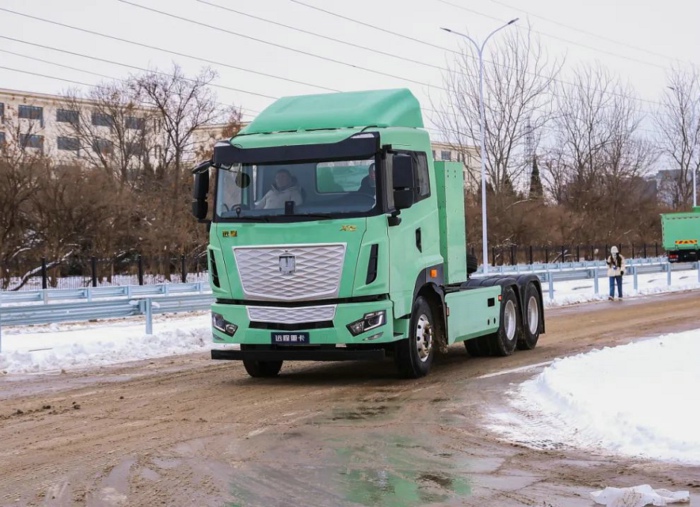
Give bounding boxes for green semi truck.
[661,207,700,262]
[191,89,544,378]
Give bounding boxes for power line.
[485,0,688,65]
[117,0,447,92]
[0,51,259,120]
[0,48,120,82]
[290,0,667,108]
[0,6,335,97]
[0,36,270,116]
[197,0,446,73]
[435,0,667,70]
[0,65,99,88]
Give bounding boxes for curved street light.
[441,18,519,274]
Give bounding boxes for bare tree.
[654,66,700,209]
[59,82,154,187]
[435,24,563,193]
[543,63,658,243]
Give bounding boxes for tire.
[517,283,541,351]
[395,296,435,378]
[242,358,283,378]
[467,253,478,275]
[486,286,521,357]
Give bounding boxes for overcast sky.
[1,0,699,137]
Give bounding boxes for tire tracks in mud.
[0,290,699,506]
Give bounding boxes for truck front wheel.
[242,358,283,378]
[395,296,435,378]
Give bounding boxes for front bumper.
[210,299,397,346]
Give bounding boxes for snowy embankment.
[489,328,700,465]
[0,315,211,374]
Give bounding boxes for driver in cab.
[255,169,303,209]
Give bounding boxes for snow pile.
[490,329,700,464]
[0,315,211,374]
[590,485,689,506]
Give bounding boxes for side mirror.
[191,168,210,221]
[392,154,417,211]
[394,189,414,210]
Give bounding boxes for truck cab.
[192,89,544,378]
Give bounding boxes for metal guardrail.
[1,263,698,353]
[0,281,209,305]
[0,283,214,354]
[474,257,668,275]
[472,261,699,301]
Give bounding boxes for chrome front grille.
[247,305,337,324]
[233,243,346,301]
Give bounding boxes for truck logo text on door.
[279,254,296,275]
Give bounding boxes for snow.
[489,328,700,465]
[0,314,211,374]
[2,266,700,471]
[590,485,689,507]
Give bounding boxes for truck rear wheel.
[242,358,283,378]
[395,296,435,378]
[486,286,521,357]
[517,283,541,351]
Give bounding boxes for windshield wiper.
[225,215,271,222]
[292,213,336,219]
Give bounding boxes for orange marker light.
[430,269,437,278]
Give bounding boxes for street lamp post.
[441,19,518,274]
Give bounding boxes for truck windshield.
[215,157,378,221]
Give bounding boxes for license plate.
[271,332,309,345]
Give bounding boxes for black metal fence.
[469,243,665,266]
[1,253,209,291]
[2,243,667,291]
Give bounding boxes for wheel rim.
[415,313,433,362]
[527,296,539,335]
[504,300,517,341]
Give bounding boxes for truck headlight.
[212,312,238,336]
[347,310,386,336]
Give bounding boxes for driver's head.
[368,163,376,183]
[275,169,293,190]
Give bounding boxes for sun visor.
[213,132,380,166]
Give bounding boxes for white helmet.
[610,246,619,254]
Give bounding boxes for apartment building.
[431,141,481,189]
[1,88,480,181]
[0,87,153,163]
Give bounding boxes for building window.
[125,116,145,130]
[92,112,114,127]
[440,150,452,162]
[431,149,436,160]
[92,138,113,154]
[18,105,44,122]
[20,134,44,150]
[0,102,4,121]
[57,136,80,151]
[56,109,79,124]
[0,131,5,147]
[127,141,144,157]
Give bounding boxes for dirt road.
[1,291,699,506]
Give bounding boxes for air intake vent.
[366,244,379,284]
[209,250,220,288]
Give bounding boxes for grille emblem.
[279,253,296,275]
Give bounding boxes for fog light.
[212,312,238,336]
[347,310,386,336]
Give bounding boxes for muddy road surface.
[1,291,699,506]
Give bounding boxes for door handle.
[415,228,422,252]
